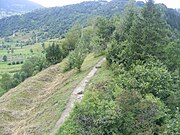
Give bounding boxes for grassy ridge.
[0,53,103,135]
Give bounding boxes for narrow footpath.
[50,58,106,135]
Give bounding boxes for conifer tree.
[129,0,168,60]
[46,42,62,64]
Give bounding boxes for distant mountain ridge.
[0,0,43,19]
[0,0,43,12]
[176,8,180,13]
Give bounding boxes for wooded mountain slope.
[0,0,132,38]
[0,0,180,39]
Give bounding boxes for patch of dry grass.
[0,53,102,135]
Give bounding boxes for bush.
[12,61,16,65]
[2,55,7,62]
[66,47,86,72]
[0,73,17,90]
[16,61,20,64]
[106,40,132,68]
[113,60,179,111]
[115,90,167,135]
[58,89,168,135]
[58,91,116,135]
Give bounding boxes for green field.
[0,42,50,74]
[0,62,22,74]
[0,33,53,96]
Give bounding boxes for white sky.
[29,0,180,8]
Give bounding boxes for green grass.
[0,62,22,74]
[56,60,113,135]
[0,53,103,135]
[0,32,51,95]
[0,43,45,55]
[0,41,50,75]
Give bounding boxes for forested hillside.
[164,6,180,31]
[0,0,43,12]
[0,0,129,38]
[177,9,180,13]
[0,0,43,19]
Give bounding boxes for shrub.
[2,55,7,62]
[67,48,86,72]
[16,61,20,64]
[115,90,167,135]
[12,61,16,65]
[113,60,179,111]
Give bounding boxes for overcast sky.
[29,0,180,8]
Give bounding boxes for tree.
[21,60,35,78]
[62,25,81,54]
[95,17,115,50]
[164,40,180,71]
[2,55,7,62]
[20,56,46,79]
[68,46,86,72]
[107,0,169,68]
[46,42,63,64]
[80,26,95,53]
[30,49,33,54]
[129,0,168,61]
[113,0,136,42]
[0,73,14,90]
[11,48,14,54]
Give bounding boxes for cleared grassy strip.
[0,43,45,55]
[0,62,22,73]
[0,53,103,135]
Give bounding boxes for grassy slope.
[56,61,113,135]
[0,42,47,96]
[0,53,103,135]
[0,30,66,77]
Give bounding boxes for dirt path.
[49,58,106,135]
